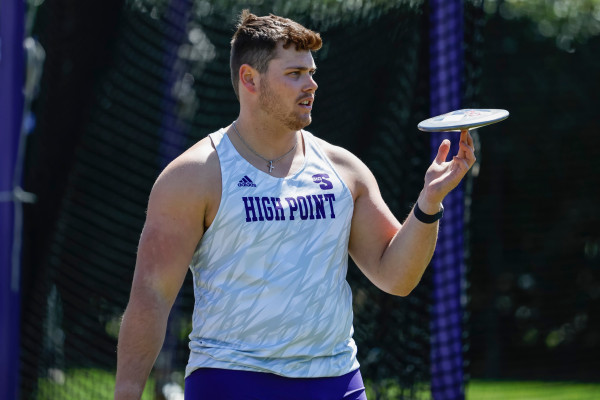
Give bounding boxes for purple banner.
[0,0,25,399]
[154,0,193,396]
[429,1,465,399]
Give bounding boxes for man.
[114,10,475,400]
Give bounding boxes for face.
[258,43,318,130]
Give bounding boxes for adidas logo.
[237,175,257,187]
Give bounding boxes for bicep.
[130,168,207,308]
[318,139,402,285]
[347,165,401,282]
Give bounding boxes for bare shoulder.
[311,136,373,199]
[149,136,221,227]
[154,136,218,193]
[131,136,220,303]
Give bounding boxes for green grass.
[37,369,155,400]
[35,369,600,399]
[466,380,600,400]
[364,380,600,400]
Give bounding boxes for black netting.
[19,1,482,399]
[468,5,600,388]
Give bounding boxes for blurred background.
[1,0,599,399]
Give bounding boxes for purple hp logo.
[312,174,333,190]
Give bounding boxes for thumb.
[435,139,451,164]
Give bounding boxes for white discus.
[418,109,509,132]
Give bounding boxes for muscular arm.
[114,139,218,399]
[347,170,439,296]
[324,130,475,296]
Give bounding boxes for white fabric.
[186,128,358,378]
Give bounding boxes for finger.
[459,130,474,157]
[466,130,474,148]
[460,129,468,145]
[460,129,474,147]
[435,139,451,164]
[458,141,476,165]
[452,155,470,171]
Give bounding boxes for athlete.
[114,10,476,400]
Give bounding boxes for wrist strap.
[414,202,444,224]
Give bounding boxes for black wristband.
[413,202,444,224]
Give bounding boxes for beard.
[258,78,312,131]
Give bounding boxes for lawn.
[36,369,155,400]
[365,379,600,399]
[466,380,600,400]
[35,369,600,399]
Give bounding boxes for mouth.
[298,97,314,110]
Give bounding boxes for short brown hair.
[230,10,322,99]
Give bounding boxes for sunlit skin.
[257,47,318,131]
[234,43,318,164]
[114,37,477,400]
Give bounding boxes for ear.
[239,64,258,95]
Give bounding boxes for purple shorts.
[184,368,367,400]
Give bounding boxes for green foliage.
[483,0,600,50]
[125,0,424,29]
[469,4,600,381]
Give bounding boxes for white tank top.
[185,128,359,378]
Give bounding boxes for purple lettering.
[285,197,298,220]
[312,173,333,190]
[306,195,315,220]
[262,197,274,221]
[242,197,258,222]
[312,194,325,219]
[246,194,334,222]
[254,197,265,221]
[297,196,309,220]
[323,193,336,218]
[271,197,285,221]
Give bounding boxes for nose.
[304,75,318,93]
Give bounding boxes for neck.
[234,113,299,159]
